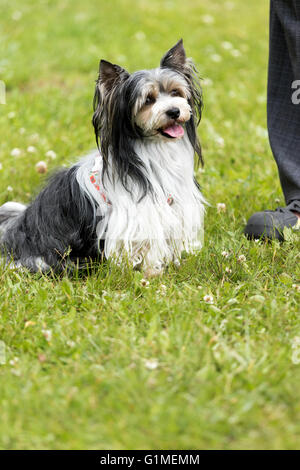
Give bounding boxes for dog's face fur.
[92,39,202,194]
[133,67,192,140]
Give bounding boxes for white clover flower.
[140,278,150,288]
[156,284,167,296]
[225,267,232,274]
[221,41,233,50]
[201,14,215,24]
[7,186,13,192]
[216,136,225,147]
[257,94,266,104]
[291,336,300,348]
[217,203,226,213]
[145,359,158,370]
[211,54,222,63]
[231,49,241,58]
[135,31,146,41]
[157,290,166,296]
[45,150,57,159]
[30,133,40,143]
[27,146,36,153]
[35,161,48,174]
[292,351,300,364]
[10,148,21,157]
[9,357,19,366]
[291,337,300,364]
[8,111,16,119]
[202,78,213,87]
[42,329,52,342]
[203,294,214,304]
[12,11,22,21]
[116,54,127,63]
[255,126,268,139]
[19,127,26,135]
[221,250,230,258]
[237,254,246,263]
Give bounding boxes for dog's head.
[93,40,202,192]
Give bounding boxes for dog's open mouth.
[159,123,184,139]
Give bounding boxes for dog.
[0,39,205,277]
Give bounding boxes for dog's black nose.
[166,107,180,119]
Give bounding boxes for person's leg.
[268,0,300,205]
[245,0,300,240]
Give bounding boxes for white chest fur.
[76,136,205,275]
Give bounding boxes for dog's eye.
[170,89,182,97]
[145,95,156,105]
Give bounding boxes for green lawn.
[0,0,300,450]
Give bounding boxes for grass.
[0,0,300,450]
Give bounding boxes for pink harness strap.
[89,156,173,206]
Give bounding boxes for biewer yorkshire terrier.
[0,39,205,277]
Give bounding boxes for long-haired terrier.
[0,39,205,277]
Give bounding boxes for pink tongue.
[163,123,184,138]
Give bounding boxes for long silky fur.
[0,40,205,274]
[0,168,101,272]
[82,137,205,272]
[93,68,152,198]
[160,39,203,165]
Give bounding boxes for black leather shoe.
[244,200,300,241]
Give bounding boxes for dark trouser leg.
[268,0,300,204]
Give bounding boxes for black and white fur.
[0,40,205,276]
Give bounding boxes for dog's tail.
[0,202,26,234]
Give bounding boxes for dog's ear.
[161,41,204,166]
[160,39,186,70]
[99,60,130,91]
